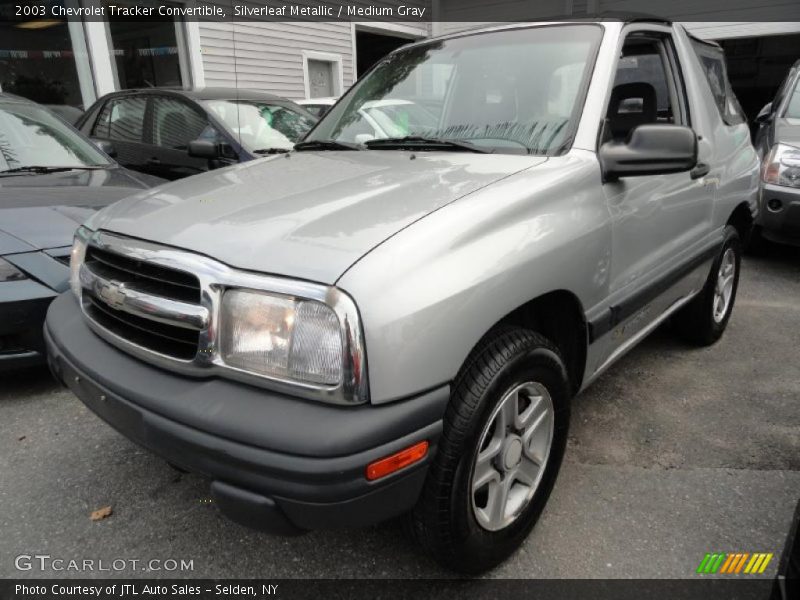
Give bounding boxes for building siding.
[197,1,430,100]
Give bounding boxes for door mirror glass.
[755,102,773,123]
[188,139,220,159]
[599,124,697,180]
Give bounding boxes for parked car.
[299,97,438,140]
[45,104,85,125]
[297,97,337,118]
[0,93,162,371]
[46,20,758,573]
[76,88,318,181]
[753,59,800,247]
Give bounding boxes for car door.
[146,95,229,180]
[90,95,149,173]
[595,29,714,364]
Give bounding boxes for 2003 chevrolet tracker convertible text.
[46,18,759,573]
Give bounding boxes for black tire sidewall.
[448,342,570,570]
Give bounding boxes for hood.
[0,166,161,210]
[90,151,544,284]
[775,118,800,148]
[0,205,95,251]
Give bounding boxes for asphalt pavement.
[1,244,798,579]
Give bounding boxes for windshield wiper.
[293,139,363,151]
[253,148,291,155]
[0,165,106,176]
[364,136,492,154]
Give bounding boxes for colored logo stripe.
[697,552,773,574]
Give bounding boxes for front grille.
[86,247,200,303]
[82,245,202,360]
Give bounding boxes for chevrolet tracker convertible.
[46,18,759,573]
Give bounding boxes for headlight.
[0,257,27,282]
[220,289,344,386]
[69,226,90,298]
[762,143,800,188]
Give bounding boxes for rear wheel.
[410,328,570,574]
[673,225,741,346]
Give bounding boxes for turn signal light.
[366,441,429,481]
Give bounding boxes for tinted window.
[783,75,800,118]
[0,101,111,172]
[93,97,146,142]
[150,97,214,149]
[691,40,746,126]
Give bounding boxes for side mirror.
[755,102,773,123]
[94,139,117,158]
[599,124,698,181]
[188,139,220,159]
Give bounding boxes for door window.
[606,34,688,141]
[93,97,146,142]
[150,97,215,150]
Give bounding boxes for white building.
[0,0,430,108]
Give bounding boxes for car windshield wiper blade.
[0,165,105,176]
[253,147,291,155]
[364,136,493,153]
[293,139,363,151]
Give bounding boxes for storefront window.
[0,18,91,108]
[105,1,188,89]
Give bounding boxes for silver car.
[753,59,800,247]
[46,19,759,573]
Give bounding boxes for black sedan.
[0,93,162,371]
[75,87,318,181]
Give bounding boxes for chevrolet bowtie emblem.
[98,280,127,310]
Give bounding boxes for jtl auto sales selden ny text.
[15,584,279,597]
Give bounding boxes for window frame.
[599,28,692,148]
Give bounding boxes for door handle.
[690,162,710,179]
[146,157,161,166]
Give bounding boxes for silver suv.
[46,19,759,573]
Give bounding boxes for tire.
[409,327,571,574]
[673,225,741,346]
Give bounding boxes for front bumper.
[758,183,800,246]
[0,279,58,370]
[45,293,448,534]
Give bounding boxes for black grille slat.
[87,260,199,303]
[83,243,202,360]
[86,298,198,360]
[86,247,201,300]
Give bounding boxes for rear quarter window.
[690,40,746,126]
[93,97,147,142]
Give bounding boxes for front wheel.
[410,328,571,574]
[673,225,741,346]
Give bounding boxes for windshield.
[204,100,317,151]
[307,25,603,155]
[785,75,800,119]
[0,101,111,172]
